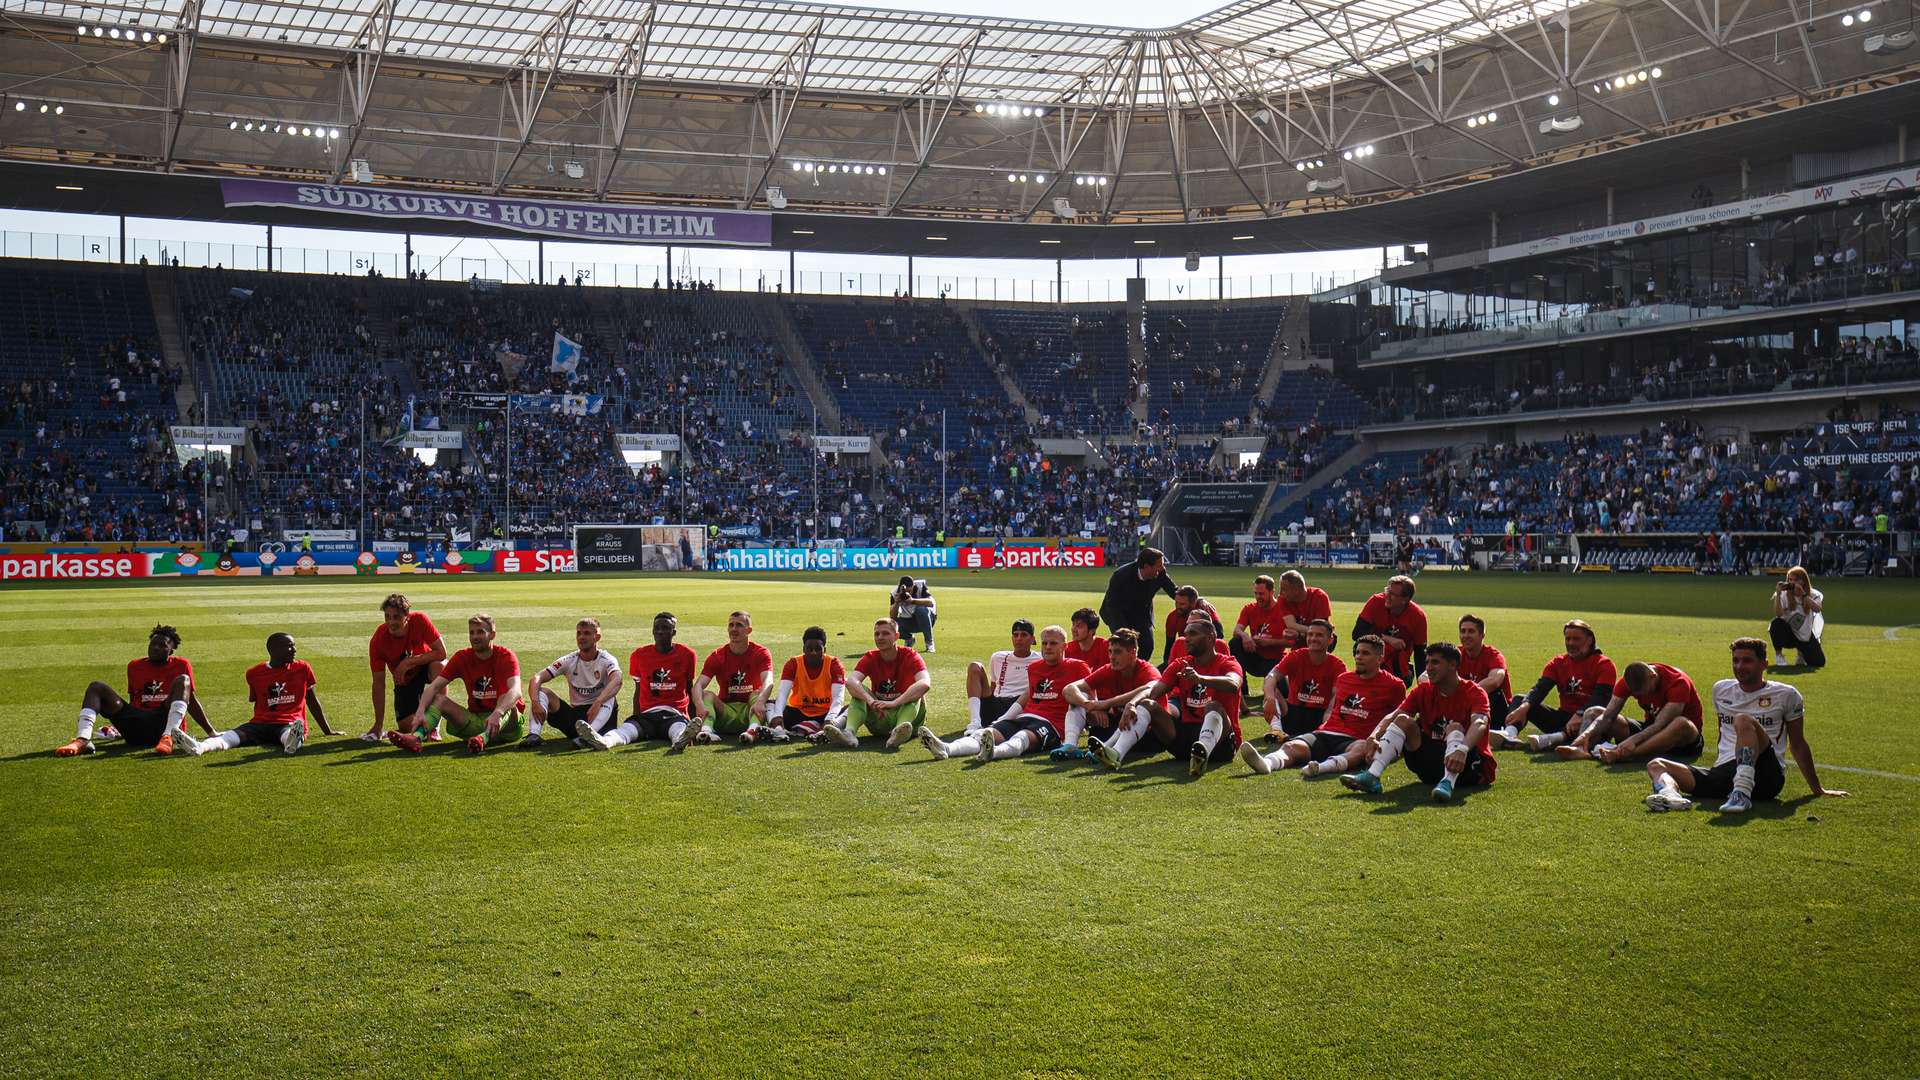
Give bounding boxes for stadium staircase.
[145,267,205,423]
[1258,436,1376,528]
[954,305,1042,425]
[758,295,842,433]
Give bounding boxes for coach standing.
[1099,547,1179,663]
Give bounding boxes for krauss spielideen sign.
[220,179,773,247]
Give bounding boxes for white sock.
[1063,706,1087,748]
[1654,773,1682,796]
[1533,732,1565,748]
[76,708,97,742]
[968,698,982,729]
[1196,712,1224,753]
[202,730,244,754]
[527,717,546,736]
[1498,724,1519,743]
[165,700,189,736]
[1733,747,1757,796]
[1320,753,1353,773]
[1442,730,1467,783]
[1369,725,1406,777]
[604,722,638,747]
[993,731,1032,760]
[947,734,982,757]
[1261,747,1289,769]
[667,720,687,743]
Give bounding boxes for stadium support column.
[537,241,544,285]
[1217,256,1223,300]
[404,233,413,278]
[118,215,126,264]
[1057,259,1063,303]
[1489,210,1499,248]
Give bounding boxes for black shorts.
[1280,704,1326,738]
[1228,638,1282,681]
[1524,704,1579,735]
[230,721,297,747]
[1405,738,1492,787]
[990,715,1063,753]
[1687,750,1786,802]
[979,695,1020,726]
[630,705,685,741]
[1169,718,1240,762]
[1645,717,1705,759]
[546,699,621,737]
[1288,730,1357,758]
[104,704,169,747]
[393,666,431,718]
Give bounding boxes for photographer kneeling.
[891,575,937,654]
[1768,566,1825,669]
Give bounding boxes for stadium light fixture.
[1231,234,1256,240]
[12,101,23,112]
[1548,94,1560,106]
[925,235,947,241]
[1039,238,1061,244]
[229,119,239,129]
[1133,239,1155,244]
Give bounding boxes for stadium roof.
[2,0,1917,239]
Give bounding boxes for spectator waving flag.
[549,331,583,375]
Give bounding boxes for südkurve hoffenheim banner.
[219,179,773,247]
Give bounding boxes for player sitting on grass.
[922,625,1089,763]
[178,633,334,756]
[363,593,447,743]
[1554,660,1704,764]
[1352,574,1427,687]
[582,613,699,751]
[750,626,846,743]
[388,613,524,755]
[1493,620,1616,751]
[820,618,930,749]
[1229,574,1291,710]
[1054,628,1158,761]
[58,625,214,757]
[1239,635,1405,778]
[966,620,1036,733]
[1160,586,1221,668]
[1099,612,1245,778]
[691,610,773,745]
[1643,637,1849,813]
[1454,614,1510,722]
[1265,619,1344,741]
[527,618,625,749]
[1337,642,1494,801]
[1065,608,1109,670]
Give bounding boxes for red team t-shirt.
[1322,669,1407,738]
[1065,637,1110,670]
[442,646,521,714]
[1401,678,1496,782]
[1357,593,1428,679]
[629,643,699,712]
[1278,649,1347,710]
[1613,662,1702,723]
[702,643,774,703]
[1456,644,1510,696]
[1023,657,1093,736]
[1158,651,1245,742]
[246,660,317,725]
[1541,652,1618,712]
[126,656,194,710]
[1278,587,1333,649]
[855,646,927,698]
[1236,601,1292,661]
[368,612,441,676]
[1084,659,1161,699]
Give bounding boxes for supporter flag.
[495,343,529,380]
[228,287,254,301]
[549,331,583,375]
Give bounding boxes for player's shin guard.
[946,734,983,757]
[1732,745,1757,797]
[76,708,97,742]
[165,699,189,736]
[1107,703,1152,763]
[604,722,639,748]
[1062,706,1087,748]
[1368,724,1406,778]
[993,731,1031,760]
[1196,711,1224,754]
[967,697,983,731]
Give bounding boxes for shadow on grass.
[1703,792,1820,826]
[1107,757,1195,790]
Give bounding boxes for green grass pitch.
[2,568,1916,1078]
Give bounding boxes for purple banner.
[219,179,772,247]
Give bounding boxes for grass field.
[2,567,1916,1078]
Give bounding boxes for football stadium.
[2,0,1918,1074]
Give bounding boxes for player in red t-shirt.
[822,618,931,749]
[363,593,447,743]
[1352,574,1427,685]
[57,624,214,757]
[179,633,334,756]
[1556,660,1705,764]
[1266,619,1346,740]
[1454,614,1511,722]
[1161,586,1221,668]
[583,613,697,750]
[1493,619,1617,751]
[388,613,525,755]
[1229,574,1292,703]
[1336,642,1494,800]
[1065,608,1110,671]
[1241,634,1405,777]
[1092,612,1243,777]
[689,610,775,745]
[1057,627,1160,761]
[922,626,1090,763]
[1275,570,1334,651]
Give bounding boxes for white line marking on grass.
[1884,624,1920,641]
[1822,764,1920,782]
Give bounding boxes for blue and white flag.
[549,331,583,375]
[228,287,254,301]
